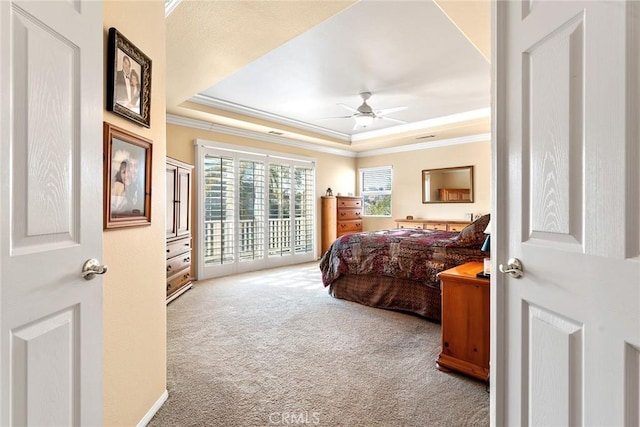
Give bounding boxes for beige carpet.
[148,262,489,427]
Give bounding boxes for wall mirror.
[422,166,474,203]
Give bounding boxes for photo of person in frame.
[114,49,142,115]
[110,138,146,216]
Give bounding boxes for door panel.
[166,164,177,238]
[177,167,190,236]
[12,7,79,252]
[523,13,584,251]
[495,1,640,426]
[526,304,583,426]
[625,343,640,425]
[1,1,103,425]
[11,307,78,426]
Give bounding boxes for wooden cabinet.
[436,262,490,382]
[336,196,363,238]
[438,188,471,202]
[166,158,194,303]
[394,219,471,232]
[320,196,337,255]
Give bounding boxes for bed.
[319,214,490,322]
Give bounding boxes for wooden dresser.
[394,218,470,232]
[336,196,363,238]
[166,158,193,303]
[320,196,337,255]
[438,188,472,202]
[436,262,490,382]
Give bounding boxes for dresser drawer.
[396,221,423,229]
[337,199,362,209]
[425,222,448,231]
[166,252,191,278]
[167,236,191,258]
[337,220,362,234]
[337,208,362,220]
[447,222,470,232]
[167,267,191,296]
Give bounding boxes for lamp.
[354,114,374,128]
[481,219,491,252]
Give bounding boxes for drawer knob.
[184,257,190,262]
[167,265,172,271]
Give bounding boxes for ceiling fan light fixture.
[355,114,374,127]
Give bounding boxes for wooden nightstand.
[436,261,490,382]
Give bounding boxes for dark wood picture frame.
[104,122,152,229]
[106,27,152,128]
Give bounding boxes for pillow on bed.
[454,214,490,247]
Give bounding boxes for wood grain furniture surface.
[336,196,363,237]
[394,218,471,232]
[436,261,490,381]
[166,157,193,303]
[438,188,471,202]
[320,196,337,255]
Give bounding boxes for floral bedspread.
[319,227,487,286]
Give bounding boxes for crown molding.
[166,114,490,159]
[166,114,357,158]
[189,94,352,142]
[350,107,491,143]
[355,132,491,158]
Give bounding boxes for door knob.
[82,259,108,280]
[499,258,524,278]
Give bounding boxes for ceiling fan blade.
[337,103,359,114]
[378,116,407,124]
[375,106,408,115]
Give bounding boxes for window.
[360,166,392,217]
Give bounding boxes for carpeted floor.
[148,262,489,427]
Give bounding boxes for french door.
[196,141,316,279]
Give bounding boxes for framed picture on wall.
[106,27,152,128]
[103,122,152,229]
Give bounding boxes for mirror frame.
[421,165,474,204]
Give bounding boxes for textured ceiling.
[166,0,491,152]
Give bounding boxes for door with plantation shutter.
[196,141,316,279]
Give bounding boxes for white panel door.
[0,1,103,426]
[494,1,640,425]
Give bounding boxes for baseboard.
[137,389,168,427]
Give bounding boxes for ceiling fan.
[325,92,408,130]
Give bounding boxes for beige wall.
[356,140,491,231]
[167,125,490,256]
[103,1,167,426]
[166,124,357,257]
